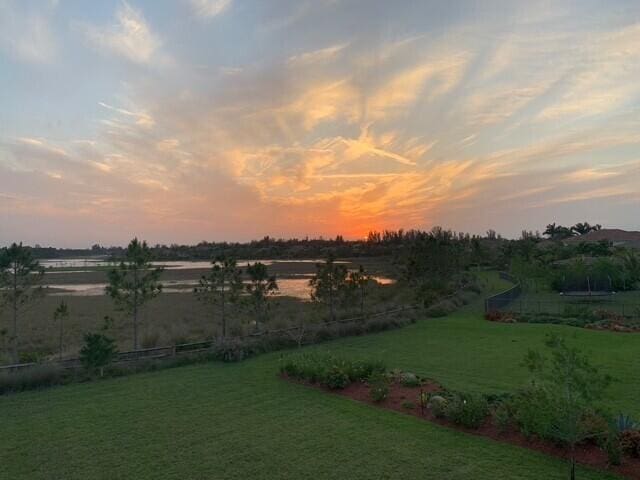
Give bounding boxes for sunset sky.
[1,0,639,247]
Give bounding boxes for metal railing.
[484,272,521,313]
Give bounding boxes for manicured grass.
[307,311,640,417]
[1,272,636,479]
[0,357,621,480]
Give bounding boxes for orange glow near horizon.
[1,2,639,246]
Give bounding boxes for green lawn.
[1,273,637,479]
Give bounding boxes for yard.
[1,274,638,479]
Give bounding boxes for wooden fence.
[0,305,420,373]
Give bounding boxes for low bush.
[324,367,350,389]
[368,372,390,402]
[427,394,448,418]
[494,401,515,432]
[444,393,489,429]
[613,413,638,433]
[620,430,640,458]
[485,311,517,323]
[399,372,420,387]
[603,430,622,466]
[280,352,386,390]
[0,364,68,394]
[578,410,609,445]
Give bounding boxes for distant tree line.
[25,228,501,262]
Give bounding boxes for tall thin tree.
[194,256,243,338]
[346,265,371,317]
[310,255,348,322]
[53,300,69,360]
[244,262,278,333]
[0,243,44,363]
[106,238,163,350]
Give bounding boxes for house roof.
[564,229,640,247]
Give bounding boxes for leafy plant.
[324,366,350,390]
[427,394,448,418]
[620,430,640,458]
[279,352,386,390]
[613,413,638,433]
[400,372,420,387]
[368,372,390,402]
[494,401,514,433]
[444,393,489,429]
[80,333,118,377]
[520,335,612,480]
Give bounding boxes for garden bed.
[486,310,640,333]
[282,374,640,479]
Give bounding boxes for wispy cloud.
[189,0,232,19]
[80,1,164,65]
[2,1,640,244]
[0,0,57,64]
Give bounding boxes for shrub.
[444,393,489,429]
[613,413,638,433]
[368,372,390,402]
[324,366,350,390]
[0,364,66,394]
[494,401,514,433]
[80,333,118,377]
[349,359,386,381]
[603,429,622,466]
[210,339,250,362]
[484,311,517,323]
[401,401,415,410]
[562,304,593,319]
[19,351,47,364]
[279,352,386,390]
[400,372,420,387]
[427,395,448,418]
[578,410,609,445]
[620,430,640,457]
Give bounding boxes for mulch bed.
[283,375,640,479]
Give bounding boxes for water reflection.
[45,276,394,300]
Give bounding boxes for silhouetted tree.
[310,255,348,321]
[544,223,573,240]
[346,265,371,316]
[0,243,44,363]
[53,300,69,359]
[106,238,163,350]
[245,262,278,332]
[194,256,243,338]
[571,222,601,236]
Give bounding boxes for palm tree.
[571,222,601,236]
[543,223,573,240]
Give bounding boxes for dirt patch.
[284,376,640,479]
